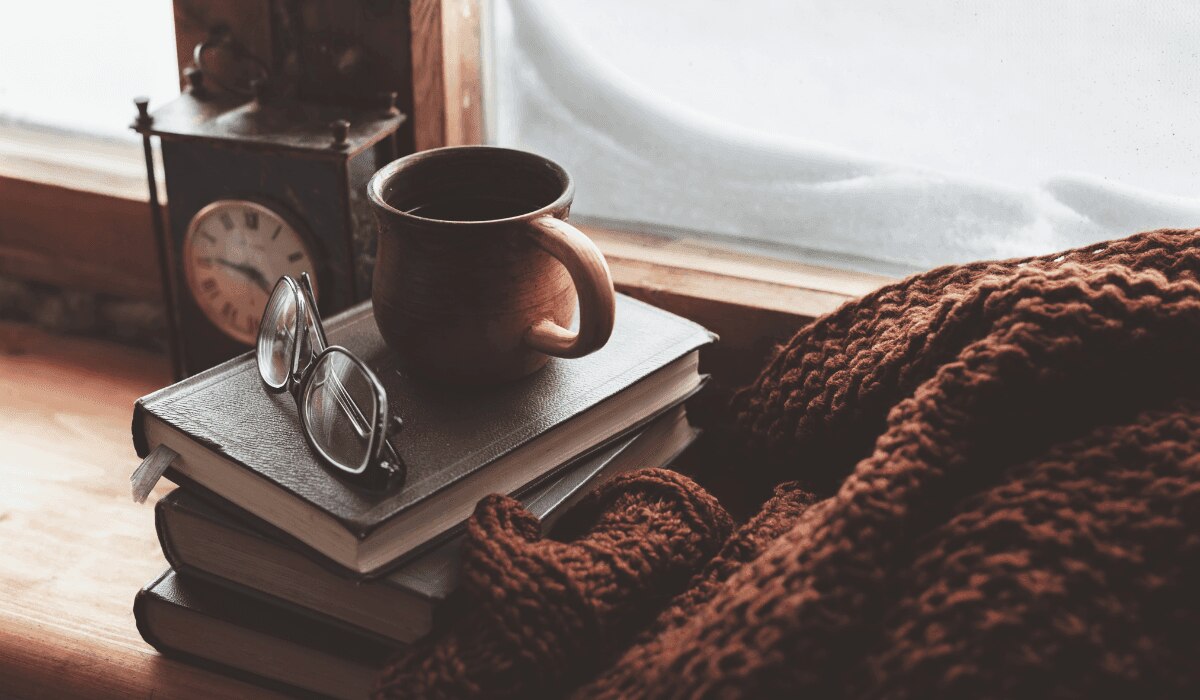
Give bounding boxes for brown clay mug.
[366,146,616,385]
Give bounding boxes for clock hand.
[246,267,273,295]
[215,258,273,294]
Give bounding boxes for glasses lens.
[302,350,379,474]
[257,280,299,390]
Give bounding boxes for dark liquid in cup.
[405,195,534,222]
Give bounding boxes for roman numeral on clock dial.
[185,200,318,346]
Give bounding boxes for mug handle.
[522,216,616,358]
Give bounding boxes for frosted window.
[0,1,179,140]
[489,0,1200,274]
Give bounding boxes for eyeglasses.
[256,273,404,491]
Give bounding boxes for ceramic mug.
[366,146,616,385]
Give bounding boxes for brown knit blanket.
[376,228,1200,699]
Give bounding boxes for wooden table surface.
[0,322,288,699]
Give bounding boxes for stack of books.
[130,295,714,699]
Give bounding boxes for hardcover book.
[132,295,713,575]
[135,569,394,700]
[156,405,698,643]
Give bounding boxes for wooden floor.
[0,322,287,699]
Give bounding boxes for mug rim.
[366,145,575,227]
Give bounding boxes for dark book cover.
[132,295,713,572]
[135,568,396,700]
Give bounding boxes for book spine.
[131,569,171,655]
[131,401,150,459]
[153,497,182,572]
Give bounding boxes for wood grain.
[0,322,286,699]
[172,0,273,92]
[0,176,161,300]
[440,0,484,146]
[410,0,484,150]
[0,123,154,201]
[409,0,447,151]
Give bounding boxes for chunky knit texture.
[376,228,1200,699]
[374,469,733,699]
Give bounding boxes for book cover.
[135,569,395,700]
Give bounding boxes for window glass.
[0,1,179,140]
[489,0,1200,273]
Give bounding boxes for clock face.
[183,199,318,345]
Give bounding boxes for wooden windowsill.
[0,122,157,201]
[0,322,288,699]
[584,224,887,314]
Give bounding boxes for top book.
[133,295,714,576]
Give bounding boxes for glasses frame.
[257,273,404,491]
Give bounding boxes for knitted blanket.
[375,228,1200,699]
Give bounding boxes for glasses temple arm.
[300,273,329,352]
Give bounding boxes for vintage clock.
[134,75,405,377]
[181,199,319,344]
